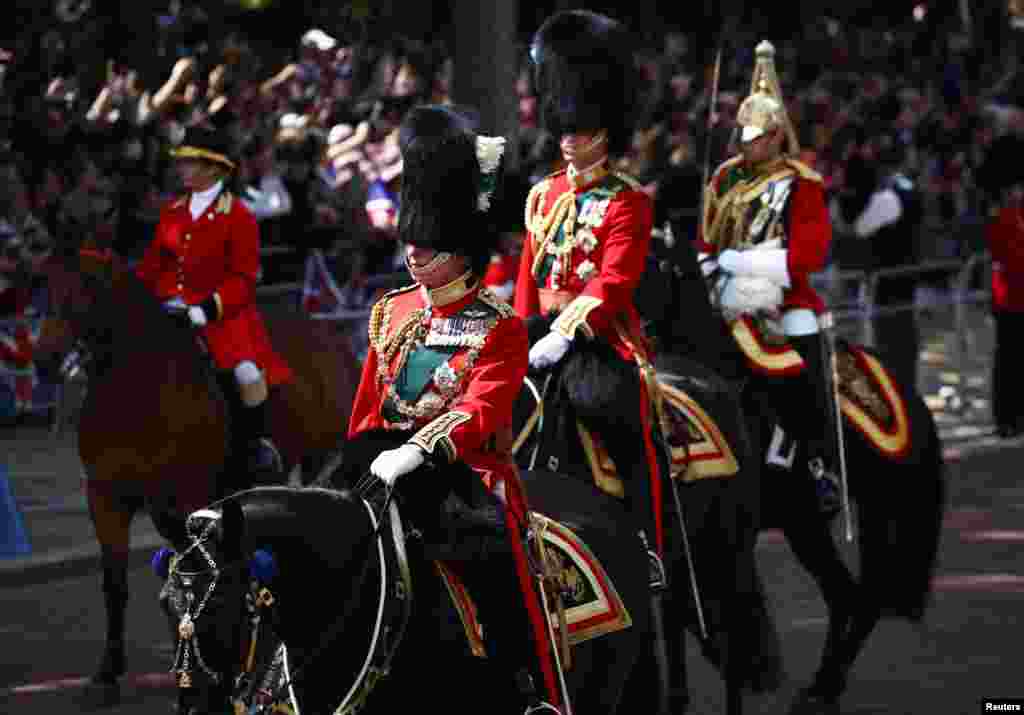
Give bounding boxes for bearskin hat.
[530,10,638,157]
[397,105,501,276]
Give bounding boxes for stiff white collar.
[188,180,224,220]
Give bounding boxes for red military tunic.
[347,272,561,706]
[482,246,521,301]
[514,166,666,554]
[348,273,528,488]
[135,190,291,385]
[515,167,654,362]
[987,202,1024,313]
[698,155,831,314]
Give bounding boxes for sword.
[648,375,708,641]
[668,463,708,641]
[818,311,854,543]
[531,517,574,715]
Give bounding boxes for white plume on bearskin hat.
[530,10,638,157]
[397,105,505,276]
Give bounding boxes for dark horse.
[511,343,780,715]
[32,244,361,705]
[642,230,946,713]
[157,433,654,715]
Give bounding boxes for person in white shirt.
[831,131,923,390]
[238,135,293,222]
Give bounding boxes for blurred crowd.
[2,4,1024,414]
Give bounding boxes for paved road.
[2,442,1023,714]
[0,292,1016,713]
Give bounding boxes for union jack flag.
[365,179,398,232]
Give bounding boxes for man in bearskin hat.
[515,10,669,587]
[348,105,562,714]
[698,41,840,510]
[136,126,291,477]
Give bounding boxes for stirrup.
[648,549,668,591]
[516,670,560,715]
[807,457,841,514]
[249,437,284,474]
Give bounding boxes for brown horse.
[33,244,360,705]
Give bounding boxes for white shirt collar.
[188,180,224,220]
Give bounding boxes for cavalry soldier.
[697,40,840,510]
[136,126,290,477]
[514,9,669,588]
[348,105,562,715]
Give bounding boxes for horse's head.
[33,242,121,380]
[160,487,385,715]
[159,500,251,715]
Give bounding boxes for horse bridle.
[49,249,117,379]
[173,490,413,715]
[167,509,246,691]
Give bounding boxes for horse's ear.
[219,499,245,562]
[151,508,190,552]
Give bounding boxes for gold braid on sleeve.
[409,411,472,463]
[551,295,601,339]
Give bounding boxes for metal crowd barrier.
[813,252,993,391]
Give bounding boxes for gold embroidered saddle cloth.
[577,377,742,499]
[512,374,742,498]
[436,513,632,660]
[730,316,911,459]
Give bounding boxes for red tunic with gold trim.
[135,191,291,385]
[698,155,831,314]
[347,274,561,705]
[514,168,654,362]
[348,274,528,488]
[513,167,667,554]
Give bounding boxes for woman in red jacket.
[136,127,291,474]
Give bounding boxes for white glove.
[529,331,571,370]
[187,305,208,327]
[717,248,791,288]
[697,252,719,277]
[370,444,426,486]
[162,297,187,312]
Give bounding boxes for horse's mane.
[108,266,200,356]
[656,232,749,382]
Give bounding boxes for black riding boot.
[787,333,842,514]
[577,361,669,590]
[241,399,284,478]
[454,531,559,715]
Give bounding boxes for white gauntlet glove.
[187,306,208,327]
[370,444,426,486]
[717,248,792,288]
[528,331,571,370]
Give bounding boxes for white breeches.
[234,361,268,407]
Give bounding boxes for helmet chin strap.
[406,251,461,288]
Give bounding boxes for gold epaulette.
[216,192,234,214]
[612,171,642,190]
[367,283,418,348]
[784,158,824,184]
[713,155,745,184]
[378,282,419,302]
[477,287,516,318]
